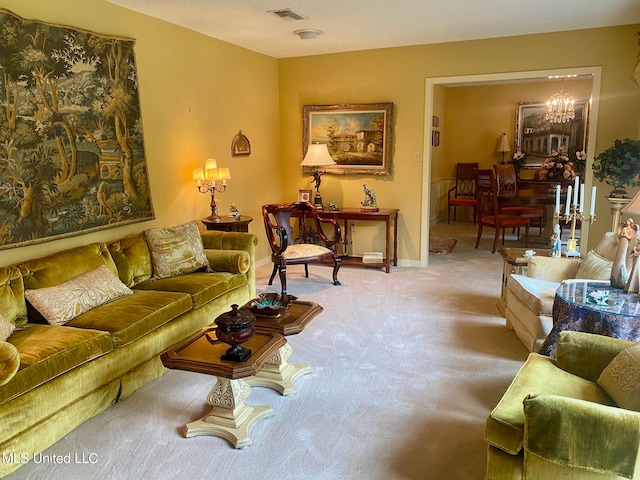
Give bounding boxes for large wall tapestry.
[0,8,154,250]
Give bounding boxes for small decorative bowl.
[246,293,298,318]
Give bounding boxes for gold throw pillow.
[145,221,208,279]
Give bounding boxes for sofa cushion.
[20,242,118,290]
[108,233,153,287]
[145,221,208,279]
[0,324,112,403]
[0,314,14,342]
[575,250,613,280]
[486,353,615,455]
[598,343,640,411]
[65,290,192,347]
[0,266,28,327]
[133,271,247,309]
[508,275,558,316]
[25,266,133,326]
[526,256,579,282]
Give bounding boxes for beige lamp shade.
[205,158,218,170]
[300,143,337,167]
[192,168,205,181]
[498,133,510,153]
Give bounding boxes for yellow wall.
[279,27,640,258]
[0,0,638,266]
[0,0,282,267]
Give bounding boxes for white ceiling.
[105,0,640,59]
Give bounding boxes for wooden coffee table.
[161,327,286,448]
[244,300,323,396]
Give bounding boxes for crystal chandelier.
[545,82,576,124]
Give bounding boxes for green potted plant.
[592,138,640,198]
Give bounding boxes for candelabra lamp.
[300,143,336,210]
[193,158,231,221]
[553,179,597,257]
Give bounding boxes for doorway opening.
[421,67,602,267]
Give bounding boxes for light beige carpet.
[6,223,529,480]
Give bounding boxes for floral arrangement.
[537,148,576,181]
[512,150,526,171]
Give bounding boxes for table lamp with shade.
[300,143,336,210]
[498,133,510,165]
[193,158,231,221]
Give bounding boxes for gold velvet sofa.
[0,228,257,478]
[485,331,640,479]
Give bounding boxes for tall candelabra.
[554,206,595,256]
[193,159,230,221]
[553,180,596,257]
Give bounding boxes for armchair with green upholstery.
[485,331,640,479]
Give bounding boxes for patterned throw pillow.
[0,313,14,341]
[25,265,133,326]
[145,221,209,279]
[598,343,640,411]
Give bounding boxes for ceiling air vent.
[268,9,308,21]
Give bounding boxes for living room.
[0,1,639,479]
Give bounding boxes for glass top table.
[539,280,640,358]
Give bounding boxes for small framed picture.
[231,130,251,156]
[298,190,312,202]
[432,116,440,128]
[432,130,440,147]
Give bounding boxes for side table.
[539,280,640,358]
[498,248,551,317]
[202,215,253,232]
[161,327,286,448]
[244,300,323,396]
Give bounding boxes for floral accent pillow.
[145,221,209,279]
[0,313,14,341]
[598,343,640,411]
[25,265,133,326]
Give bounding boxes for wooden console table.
[315,208,399,273]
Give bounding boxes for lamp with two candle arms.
[193,159,230,221]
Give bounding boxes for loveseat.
[485,331,640,479]
[505,232,630,352]
[0,222,257,478]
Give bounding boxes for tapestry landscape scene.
[0,8,154,250]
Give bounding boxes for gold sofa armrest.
[0,341,20,386]
[524,394,640,479]
[201,231,258,298]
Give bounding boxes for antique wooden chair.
[474,169,530,253]
[262,202,342,294]
[494,163,545,235]
[447,162,478,224]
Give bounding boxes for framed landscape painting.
[0,8,154,250]
[515,100,590,169]
[302,103,394,175]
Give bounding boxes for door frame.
[421,66,602,267]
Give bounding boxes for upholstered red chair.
[494,164,545,235]
[262,202,342,294]
[447,162,478,224]
[474,169,530,253]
